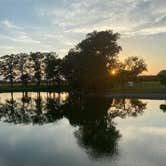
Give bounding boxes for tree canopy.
[0,30,149,90]
[63,30,122,89]
[117,56,147,84]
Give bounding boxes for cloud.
[0,20,22,29]
[0,45,26,55]
[0,32,40,44]
[12,34,40,44]
[0,0,166,58]
[37,0,166,37]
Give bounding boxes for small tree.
[158,70,166,87]
[44,52,61,86]
[114,56,147,87]
[30,52,44,86]
[123,56,147,81]
[0,54,18,87]
[18,53,30,86]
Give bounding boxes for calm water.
[0,92,165,166]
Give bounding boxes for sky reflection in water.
[0,92,165,166]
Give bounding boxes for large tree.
[63,30,122,89]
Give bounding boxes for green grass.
[111,81,166,93]
[133,81,164,89]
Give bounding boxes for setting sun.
[0,0,165,165]
[111,70,116,75]
[109,69,117,76]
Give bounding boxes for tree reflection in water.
[108,98,147,119]
[62,95,147,158]
[0,92,147,159]
[0,92,68,124]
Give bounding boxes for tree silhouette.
[18,53,31,87]
[0,54,18,87]
[30,52,45,86]
[44,52,62,86]
[124,56,147,80]
[62,30,122,89]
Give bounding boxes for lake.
[0,92,165,166]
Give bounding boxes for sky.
[0,0,165,75]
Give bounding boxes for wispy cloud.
[0,0,166,62]
[12,33,40,44]
[37,0,166,37]
[0,45,26,55]
[0,20,22,29]
[0,31,40,44]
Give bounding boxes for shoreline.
[0,90,165,99]
[103,93,166,99]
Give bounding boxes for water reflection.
[109,98,147,118]
[0,92,68,124]
[0,92,148,159]
[62,96,120,158]
[160,100,166,112]
[0,92,147,125]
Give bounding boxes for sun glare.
[111,70,116,75]
[109,69,117,76]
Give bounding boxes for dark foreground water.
[0,92,165,166]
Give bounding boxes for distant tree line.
[0,52,63,87]
[137,75,158,82]
[0,30,148,89]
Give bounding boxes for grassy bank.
[111,81,166,93]
[0,84,70,93]
[0,81,165,93]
